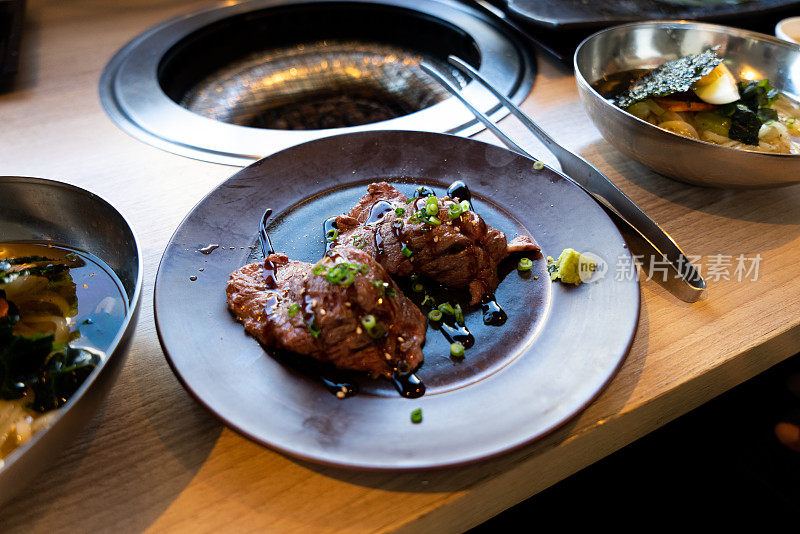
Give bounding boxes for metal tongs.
[420,56,707,303]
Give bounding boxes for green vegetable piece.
[738,79,780,112]
[395,207,405,217]
[425,196,439,216]
[427,309,443,322]
[307,323,321,339]
[410,408,422,424]
[450,342,466,360]
[518,258,533,271]
[454,304,464,326]
[758,108,779,123]
[352,235,366,249]
[401,244,413,258]
[338,271,355,287]
[694,112,732,137]
[360,315,377,330]
[728,104,762,145]
[288,303,300,317]
[326,228,338,242]
[448,203,463,220]
[438,303,455,316]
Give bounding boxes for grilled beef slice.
[334,182,539,305]
[227,247,426,377]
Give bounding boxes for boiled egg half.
[692,63,740,105]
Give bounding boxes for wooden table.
[2,1,799,531]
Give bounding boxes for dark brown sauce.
[323,216,338,251]
[591,68,651,100]
[391,370,426,398]
[413,185,436,199]
[439,321,475,348]
[365,200,394,225]
[480,293,507,326]
[447,180,472,209]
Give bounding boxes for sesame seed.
[356,326,363,334]
[397,336,404,343]
[336,391,346,399]
[320,309,326,315]
[384,352,392,360]
[344,302,351,307]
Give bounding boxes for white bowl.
[776,16,800,45]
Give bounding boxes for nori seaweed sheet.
[615,48,723,108]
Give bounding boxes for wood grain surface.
[1,1,799,532]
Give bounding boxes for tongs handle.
[419,56,706,303]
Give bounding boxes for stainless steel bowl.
[0,177,142,505]
[575,20,800,188]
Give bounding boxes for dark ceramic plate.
[154,131,639,469]
[502,0,800,29]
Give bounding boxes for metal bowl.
[575,20,800,188]
[0,177,142,505]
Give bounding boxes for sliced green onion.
[410,408,422,424]
[518,258,533,271]
[360,263,369,274]
[371,279,384,289]
[448,203,463,220]
[326,228,339,241]
[454,304,464,325]
[308,323,321,338]
[427,216,442,226]
[401,244,413,258]
[427,309,443,322]
[339,271,355,287]
[287,303,300,317]
[352,235,366,249]
[386,287,396,297]
[395,207,405,217]
[312,264,326,275]
[533,160,545,170]
[460,200,470,212]
[450,342,465,360]
[404,197,414,204]
[361,315,377,330]
[412,282,424,293]
[347,263,359,272]
[438,303,455,315]
[421,294,437,308]
[425,196,439,216]
[325,266,345,284]
[367,324,385,339]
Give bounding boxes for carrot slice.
[654,98,717,112]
